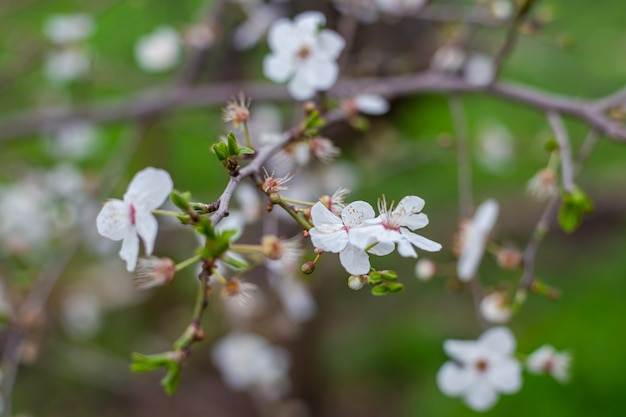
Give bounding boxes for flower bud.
[479,291,512,324]
[301,261,316,274]
[348,275,367,290]
[133,257,176,289]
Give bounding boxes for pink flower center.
[129,203,137,225]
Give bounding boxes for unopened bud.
[348,275,368,290]
[479,291,512,324]
[301,261,316,274]
[133,257,176,289]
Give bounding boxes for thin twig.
[448,95,473,217]
[491,0,537,80]
[547,111,575,193]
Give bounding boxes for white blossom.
[527,168,558,201]
[135,26,182,73]
[431,46,466,73]
[44,13,94,44]
[465,53,496,86]
[263,11,345,100]
[47,121,99,160]
[44,48,90,83]
[476,123,515,172]
[437,326,522,411]
[375,0,425,14]
[457,199,499,281]
[96,167,173,272]
[234,4,281,50]
[414,258,436,281]
[480,291,512,323]
[352,94,390,115]
[526,345,572,383]
[350,195,442,259]
[309,201,393,275]
[212,332,291,400]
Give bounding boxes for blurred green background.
[1,0,626,416]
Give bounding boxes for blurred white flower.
[61,290,103,339]
[44,13,94,45]
[47,121,99,160]
[135,26,182,72]
[234,4,282,50]
[212,332,291,400]
[437,326,522,411]
[96,167,173,271]
[351,94,390,115]
[263,11,345,100]
[476,123,515,172]
[376,0,425,14]
[332,0,380,23]
[526,345,572,383]
[479,291,512,323]
[457,199,499,281]
[0,179,53,254]
[465,53,496,86]
[44,47,90,83]
[431,46,466,73]
[414,258,436,281]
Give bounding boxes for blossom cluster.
[309,196,442,276]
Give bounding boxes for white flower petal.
[397,195,425,214]
[311,201,343,228]
[134,210,158,256]
[354,94,389,115]
[347,224,380,249]
[367,240,394,256]
[486,358,522,393]
[309,229,348,253]
[120,232,140,272]
[396,238,417,258]
[124,167,173,210]
[437,361,475,395]
[400,228,442,252]
[479,326,516,356]
[267,18,296,52]
[294,11,326,33]
[464,382,499,412]
[263,53,294,83]
[474,199,499,234]
[318,29,345,59]
[341,201,375,227]
[443,339,479,362]
[339,244,370,275]
[301,57,338,90]
[96,199,132,241]
[287,69,317,100]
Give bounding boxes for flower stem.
[277,200,313,230]
[175,254,202,272]
[280,197,315,207]
[230,243,263,255]
[152,209,180,217]
[243,120,253,149]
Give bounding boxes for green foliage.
[559,186,594,233]
[171,190,192,211]
[371,282,404,296]
[302,110,325,136]
[212,131,255,168]
[131,352,183,396]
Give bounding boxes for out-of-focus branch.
[2,72,625,143]
[547,112,575,193]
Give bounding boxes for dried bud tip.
[133,257,176,290]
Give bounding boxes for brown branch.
[1,72,625,143]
